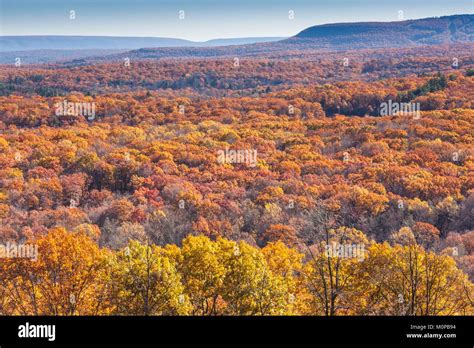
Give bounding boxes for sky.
[1,0,473,41]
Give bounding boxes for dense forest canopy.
[0,38,473,315]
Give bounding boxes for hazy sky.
[1,0,473,41]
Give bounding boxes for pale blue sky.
[1,0,473,41]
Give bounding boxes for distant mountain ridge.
[106,15,474,61]
[1,15,472,64]
[0,36,285,52]
[292,15,474,48]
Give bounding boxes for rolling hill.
[1,15,472,64]
[104,15,474,61]
[292,14,474,48]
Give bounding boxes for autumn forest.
[0,15,473,317]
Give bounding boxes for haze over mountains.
[102,15,474,62]
[0,15,472,64]
[0,36,284,64]
[0,36,285,52]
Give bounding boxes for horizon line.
[1,14,471,42]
